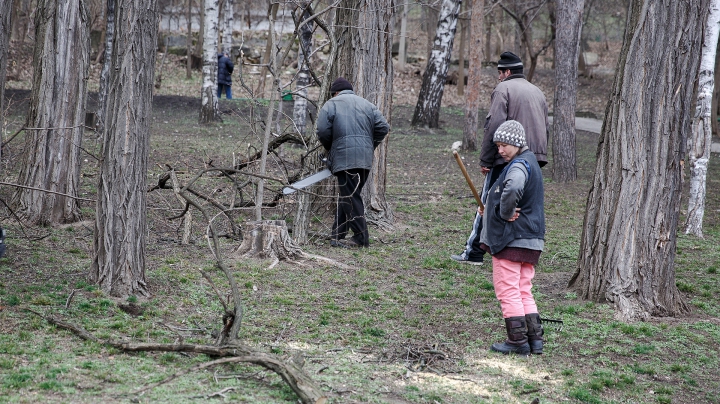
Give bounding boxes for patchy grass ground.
[2,65,720,404]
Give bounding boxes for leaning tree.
[411,0,461,128]
[14,0,90,225]
[90,0,158,298]
[569,0,709,321]
[329,0,395,224]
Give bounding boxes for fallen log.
[29,311,327,404]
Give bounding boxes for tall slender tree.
[1,0,13,153]
[411,0,461,128]
[14,0,90,225]
[461,0,484,151]
[551,0,584,182]
[330,0,395,223]
[569,0,708,321]
[96,0,115,134]
[685,0,720,237]
[292,2,313,138]
[90,0,158,298]
[199,0,219,123]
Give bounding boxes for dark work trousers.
[464,163,506,260]
[333,168,370,246]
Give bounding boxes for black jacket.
[317,90,390,173]
[217,53,234,86]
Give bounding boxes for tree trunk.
[551,0,583,183]
[289,4,314,244]
[14,0,89,225]
[456,0,466,96]
[96,0,115,134]
[256,1,278,97]
[90,0,158,298]
[331,0,395,224]
[195,0,204,68]
[568,0,707,321]
[686,0,720,237]
[398,1,408,69]
[186,0,192,79]
[411,0,461,128]
[1,0,12,156]
[222,0,233,54]
[199,0,219,124]
[293,3,312,138]
[255,3,277,221]
[461,0,483,151]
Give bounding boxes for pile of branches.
[382,342,461,375]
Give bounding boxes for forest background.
[1,0,720,403]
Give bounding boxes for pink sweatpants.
[492,256,538,318]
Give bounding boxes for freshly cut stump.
[235,220,302,260]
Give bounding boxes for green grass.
[1,93,720,404]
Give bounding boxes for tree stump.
[235,220,302,260]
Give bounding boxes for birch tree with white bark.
[222,0,233,54]
[411,0,461,128]
[685,0,720,237]
[199,0,220,124]
[14,0,90,225]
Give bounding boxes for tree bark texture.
[199,0,219,123]
[551,0,583,183]
[14,0,89,225]
[568,0,707,321]
[686,0,720,237]
[1,0,12,138]
[222,0,233,54]
[411,0,461,128]
[462,0,483,151]
[90,0,158,298]
[330,0,395,223]
[96,0,115,133]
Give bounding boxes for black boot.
[525,313,544,354]
[491,316,531,355]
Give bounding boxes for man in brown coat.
[451,51,549,265]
